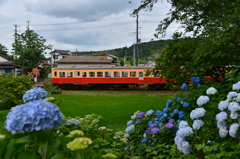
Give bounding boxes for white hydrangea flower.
[216,111,228,122]
[217,121,227,129]
[192,120,205,130]
[233,81,240,90]
[131,114,136,120]
[227,92,238,100]
[179,121,189,129]
[228,102,240,112]
[197,96,210,106]
[230,112,239,119]
[229,123,239,138]
[218,101,229,111]
[219,128,228,138]
[176,127,194,138]
[235,93,240,102]
[190,108,206,120]
[206,87,217,95]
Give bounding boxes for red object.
[32,68,40,75]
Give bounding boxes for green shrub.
[0,73,34,110]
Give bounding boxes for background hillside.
[72,39,172,62]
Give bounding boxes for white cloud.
[0,0,178,55]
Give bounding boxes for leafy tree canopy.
[0,44,13,60]
[12,29,52,73]
[133,0,240,84]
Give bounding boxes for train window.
[76,72,80,76]
[139,72,143,77]
[130,71,136,77]
[82,72,87,77]
[54,72,57,77]
[105,72,111,77]
[122,71,128,77]
[114,72,120,77]
[97,72,103,77]
[67,72,73,77]
[89,72,95,77]
[59,72,65,77]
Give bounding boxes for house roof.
[55,56,113,64]
[101,53,118,59]
[50,49,70,55]
[0,54,10,61]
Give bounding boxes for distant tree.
[0,44,13,60]
[133,0,240,84]
[12,29,52,74]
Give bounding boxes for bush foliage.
[0,73,34,110]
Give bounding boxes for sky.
[0,0,178,58]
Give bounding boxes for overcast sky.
[0,0,178,57]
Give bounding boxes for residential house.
[0,54,21,76]
[50,49,71,67]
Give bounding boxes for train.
[51,66,168,90]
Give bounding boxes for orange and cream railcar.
[51,66,167,89]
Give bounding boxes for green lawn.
[52,90,177,131]
[0,90,178,132]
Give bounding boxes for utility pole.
[27,21,30,30]
[135,13,139,66]
[14,24,19,60]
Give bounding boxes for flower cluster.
[216,83,240,138]
[66,137,93,151]
[4,100,64,134]
[65,118,81,126]
[23,87,49,103]
[174,121,193,155]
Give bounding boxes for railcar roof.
[55,56,113,64]
[53,66,154,70]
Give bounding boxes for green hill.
[73,39,172,61]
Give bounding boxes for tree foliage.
[12,29,52,73]
[0,44,13,60]
[133,0,240,84]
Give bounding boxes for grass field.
[0,90,178,132]
[52,90,177,131]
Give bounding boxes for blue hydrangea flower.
[125,125,135,133]
[181,83,188,90]
[179,111,185,119]
[173,109,179,115]
[146,110,154,116]
[23,87,49,103]
[191,77,201,84]
[218,101,229,111]
[192,120,204,130]
[166,100,173,108]
[65,118,80,126]
[141,138,149,143]
[175,97,185,102]
[183,102,190,108]
[4,100,64,134]
[163,108,169,113]
[190,108,206,120]
[127,120,134,126]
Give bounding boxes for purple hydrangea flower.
[151,128,160,134]
[165,123,174,129]
[150,123,157,128]
[181,83,188,90]
[168,119,175,123]
[23,87,49,103]
[136,120,143,124]
[5,100,64,134]
[144,129,151,134]
[137,112,145,118]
